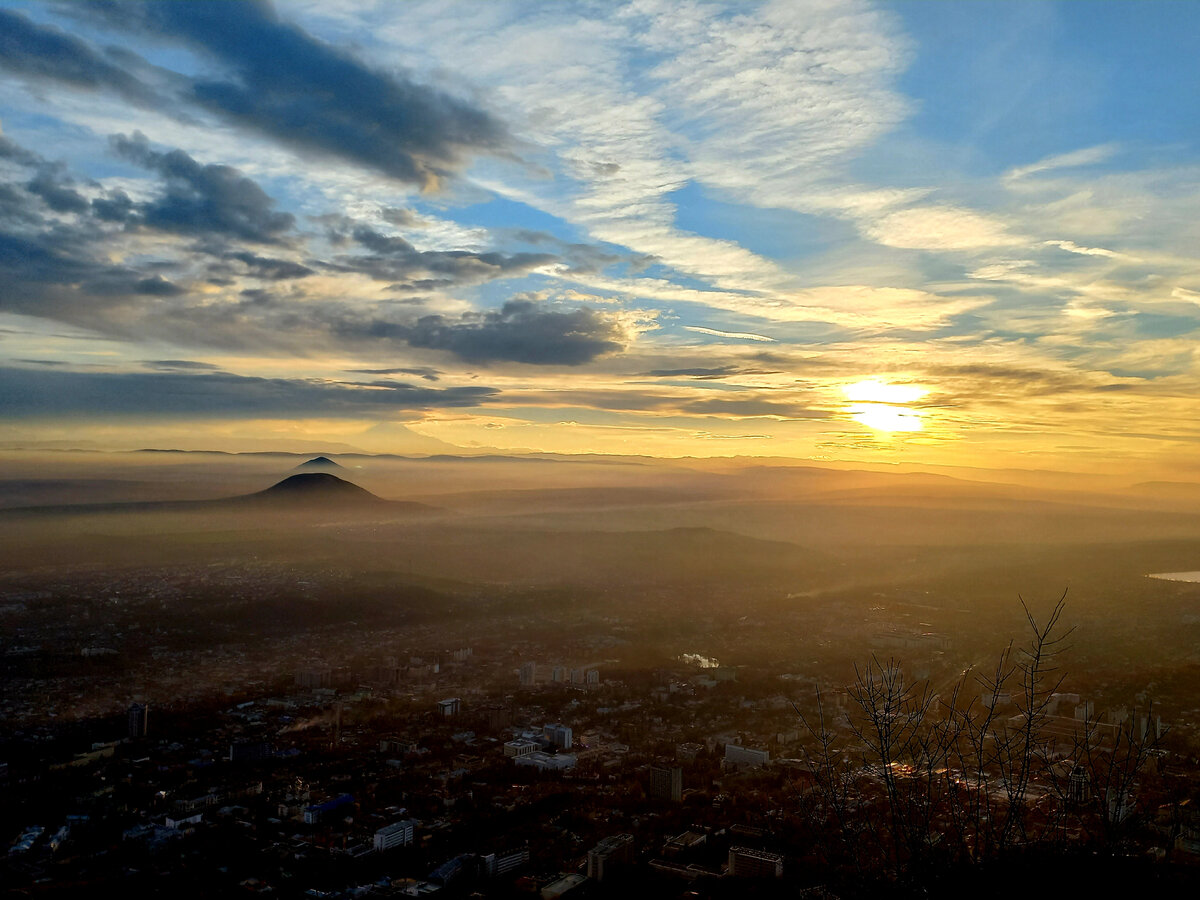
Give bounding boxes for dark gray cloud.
[142,359,220,371]
[75,1,508,188]
[645,366,740,378]
[0,132,620,367]
[109,132,294,243]
[0,367,497,418]
[328,225,555,289]
[0,230,112,310]
[349,366,441,382]
[83,273,185,297]
[221,250,313,281]
[513,228,655,275]
[0,8,164,107]
[25,163,89,213]
[342,299,628,366]
[643,365,781,379]
[0,134,41,167]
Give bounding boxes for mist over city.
[2,2,1199,898]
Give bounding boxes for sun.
[849,404,924,432]
[842,380,927,433]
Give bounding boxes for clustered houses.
[4,618,1198,898]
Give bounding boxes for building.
[650,764,683,802]
[676,742,704,762]
[503,739,540,758]
[587,833,634,881]
[295,668,332,689]
[543,723,573,750]
[662,830,706,858]
[128,702,148,739]
[514,751,576,772]
[728,846,783,878]
[481,847,529,878]
[541,874,587,898]
[569,667,599,685]
[437,697,461,717]
[374,819,416,851]
[480,704,512,730]
[1068,765,1092,804]
[303,793,354,825]
[228,741,272,763]
[519,662,537,686]
[724,743,769,769]
[429,854,470,887]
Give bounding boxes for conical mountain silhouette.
[294,456,343,471]
[244,472,380,505]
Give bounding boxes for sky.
[0,0,1198,477]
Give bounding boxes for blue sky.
[0,1,1198,475]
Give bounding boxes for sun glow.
[842,380,927,404]
[848,404,924,432]
[842,380,927,432]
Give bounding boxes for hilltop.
[294,456,343,471]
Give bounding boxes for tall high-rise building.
[519,662,537,686]
[649,764,683,802]
[128,702,148,739]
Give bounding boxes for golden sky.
[1,2,1198,480]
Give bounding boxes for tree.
[793,590,1166,887]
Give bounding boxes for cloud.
[682,325,774,342]
[512,229,655,275]
[0,9,164,108]
[348,366,441,381]
[0,367,498,418]
[1042,240,1124,259]
[0,133,41,167]
[330,225,555,289]
[25,162,90,214]
[644,366,741,379]
[1004,144,1117,182]
[142,359,221,371]
[860,205,1023,251]
[499,386,826,420]
[220,251,314,281]
[109,132,295,243]
[347,299,629,366]
[0,133,636,364]
[78,1,508,189]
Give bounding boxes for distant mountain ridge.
[0,472,436,517]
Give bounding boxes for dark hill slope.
[240,472,379,506]
[294,456,343,471]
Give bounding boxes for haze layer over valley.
[4,449,1200,719]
